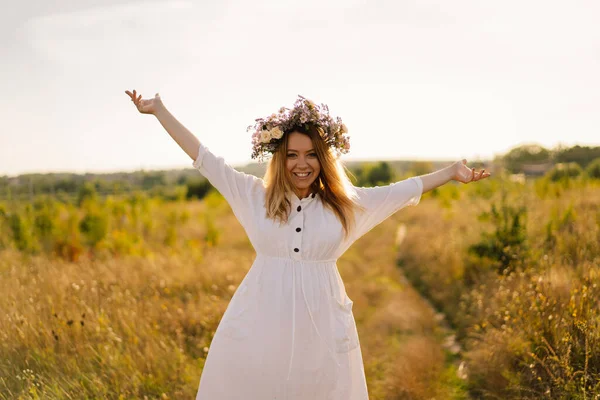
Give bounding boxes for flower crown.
[248,95,351,162]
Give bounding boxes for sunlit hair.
[263,124,363,238]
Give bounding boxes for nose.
[296,156,308,168]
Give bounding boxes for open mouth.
[293,172,312,179]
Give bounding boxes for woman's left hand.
[452,159,491,183]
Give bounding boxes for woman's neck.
[294,188,312,199]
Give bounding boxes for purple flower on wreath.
[247,95,351,162]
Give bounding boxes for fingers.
[472,169,491,182]
[459,157,491,182]
[461,164,491,183]
[124,89,140,101]
[125,89,137,102]
[125,89,144,111]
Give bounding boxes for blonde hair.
[263,124,362,238]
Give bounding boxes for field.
[0,173,598,399]
[399,176,600,399]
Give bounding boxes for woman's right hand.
[452,159,490,183]
[125,89,164,115]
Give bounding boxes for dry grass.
[342,212,467,400]
[0,192,466,399]
[397,177,600,399]
[0,207,253,399]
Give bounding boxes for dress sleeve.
[350,177,423,240]
[192,142,264,229]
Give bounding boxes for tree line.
[1,143,598,203]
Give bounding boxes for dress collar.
[290,191,318,204]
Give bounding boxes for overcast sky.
[2,0,599,176]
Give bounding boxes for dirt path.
[338,217,470,399]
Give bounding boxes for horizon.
[4,140,592,178]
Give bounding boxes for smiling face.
[286,131,321,199]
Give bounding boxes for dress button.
[296,227,301,232]
[297,205,302,212]
[311,193,316,198]
[293,248,299,252]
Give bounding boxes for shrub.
[204,213,220,247]
[546,162,583,182]
[464,196,528,282]
[8,211,39,253]
[351,162,395,187]
[503,144,551,173]
[585,157,600,179]
[367,161,394,186]
[185,178,213,200]
[77,182,98,207]
[79,211,109,247]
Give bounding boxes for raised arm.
[418,159,490,193]
[125,89,264,231]
[347,160,489,243]
[154,106,200,161]
[125,90,199,160]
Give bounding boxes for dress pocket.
[220,284,255,340]
[331,295,359,353]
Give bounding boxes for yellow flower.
[340,123,348,134]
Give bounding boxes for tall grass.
[398,176,600,399]
[0,188,467,399]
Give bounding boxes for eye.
[287,153,297,158]
[308,153,317,158]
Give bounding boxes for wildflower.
[260,130,271,144]
[270,127,283,139]
[248,95,351,162]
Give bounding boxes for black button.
[296,227,301,232]
[311,193,316,198]
[293,248,299,252]
[297,205,302,212]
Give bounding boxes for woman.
[125,90,490,400]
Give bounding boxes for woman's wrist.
[419,163,456,193]
[153,102,169,119]
[449,162,459,181]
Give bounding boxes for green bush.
[546,162,583,182]
[204,213,220,247]
[464,196,528,282]
[8,212,39,253]
[79,211,109,247]
[585,157,600,179]
[503,144,551,173]
[351,161,395,187]
[185,178,213,200]
[77,182,98,207]
[32,197,59,238]
[0,203,8,250]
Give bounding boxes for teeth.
[295,172,310,177]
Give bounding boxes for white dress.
[192,142,423,400]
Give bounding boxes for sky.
[2,0,599,177]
